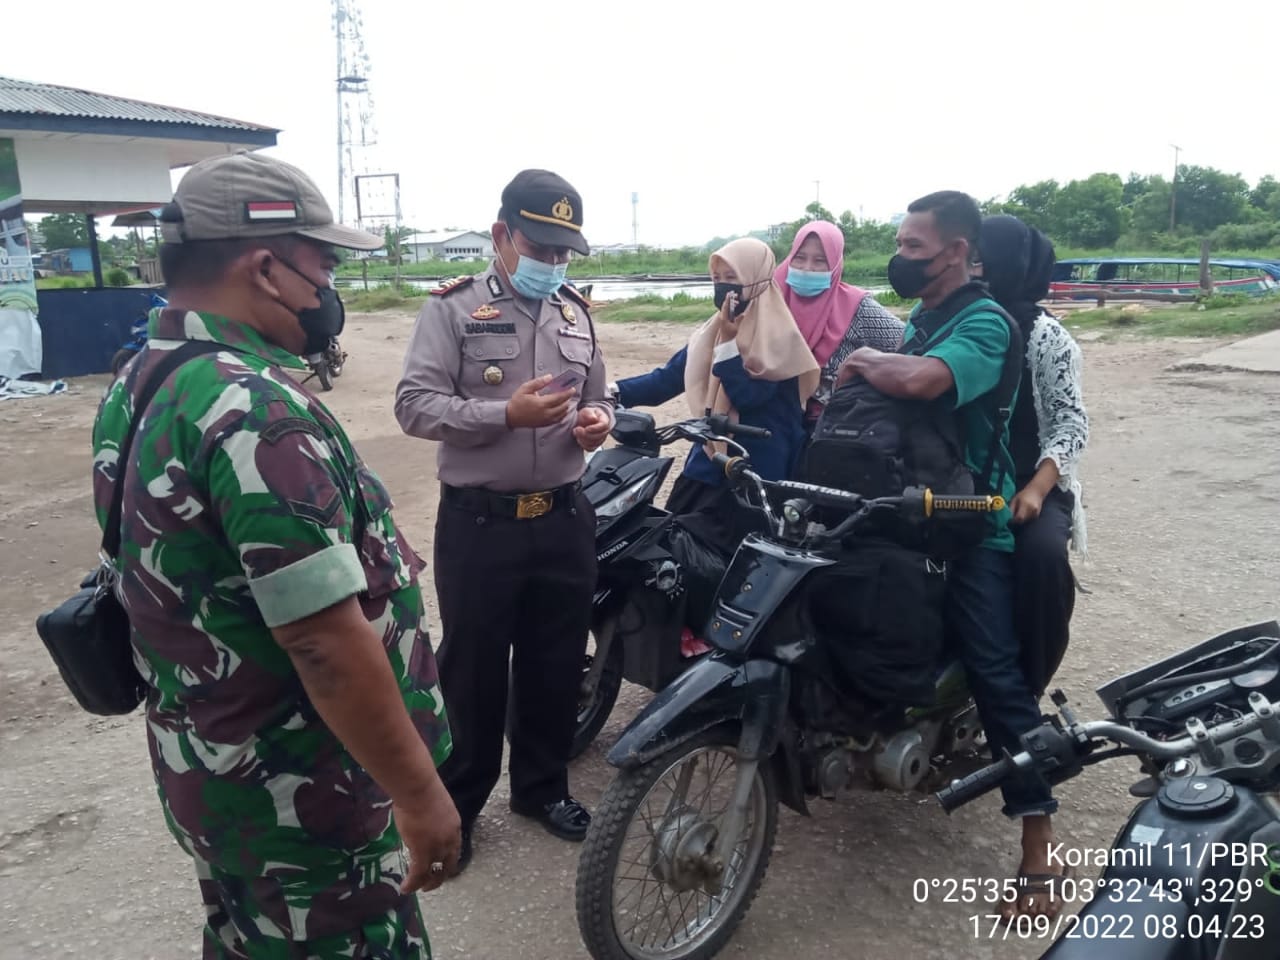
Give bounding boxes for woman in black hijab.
[976,215,1089,697]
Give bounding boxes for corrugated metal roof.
[0,77,277,132]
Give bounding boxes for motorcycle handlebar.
[936,756,1017,814]
[921,489,1006,516]
[706,414,771,440]
[935,693,1280,814]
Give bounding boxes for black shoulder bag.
[35,341,227,715]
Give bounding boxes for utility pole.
[631,192,638,248]
[334,0,344,225]
[333,0,377,228]
[814,180,821,205]
[1169,143,1181,233]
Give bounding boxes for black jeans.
[433,492,596,826]
[947,547,1058,819]
[1013,486,1077,697]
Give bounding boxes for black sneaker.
[509,796,592,841]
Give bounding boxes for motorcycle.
[110,293,167,376]
[571,411,772,758]
[936,619,1280,959]
[303,336,346,392]
[574,436,1001,960]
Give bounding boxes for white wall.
[14,137,173,210]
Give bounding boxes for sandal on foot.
[1003,864,1076,921]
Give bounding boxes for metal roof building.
[0,77,279,378]
[0,77,278,215]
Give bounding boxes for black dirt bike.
[302,336,346,392]
[574,438,1002,960]
[937,619,1280,959]
[571,411,772,758]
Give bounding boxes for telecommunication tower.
[333,0,378,227]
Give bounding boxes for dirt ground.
[1,311,1277,960]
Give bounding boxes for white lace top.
[1026,311,1089,552]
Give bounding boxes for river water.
[384,276,887,301]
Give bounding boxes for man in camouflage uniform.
[91,152,459,959]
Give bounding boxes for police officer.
[395,169,613,871]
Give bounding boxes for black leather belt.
[441,481,581,520]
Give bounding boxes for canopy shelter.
[0,77,279,378]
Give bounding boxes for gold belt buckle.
[515,491,553,519]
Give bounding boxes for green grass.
[342,283,427,312]
[338,260,486,280]
[594,293,715,324]
[35,275,95,289]
[336,279,1280,342]
[1063,293,1280,339]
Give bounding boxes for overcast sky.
[7,0,1277,248]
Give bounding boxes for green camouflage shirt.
[91,307,450,936]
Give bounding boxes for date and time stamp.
[913,842,1280,941]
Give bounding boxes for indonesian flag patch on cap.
[245,201,299,222]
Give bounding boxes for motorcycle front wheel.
[570,621,625,760]
[576,727,777,960]
[313,360,333,391]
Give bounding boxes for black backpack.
[799,290,1022,557]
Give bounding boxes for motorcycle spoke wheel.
[577,728,777,960]
[571,623,624,759]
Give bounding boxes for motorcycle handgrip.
[935,755,1016,814]
[921,490,1006,516]
[711,454,753,483]
[706,413,771,440]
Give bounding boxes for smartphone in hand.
[538,368,587,396]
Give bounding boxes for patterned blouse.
[1025,310,1090,551]
[812,295,906,409]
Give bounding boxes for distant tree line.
[985,167,1280,252]
[760,167,1280,263]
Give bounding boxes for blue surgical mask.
[786,267,832,297]
[510,255,568,300]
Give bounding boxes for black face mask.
[712,281,750,316]
[886,251,942,300]
[274,256,345,355]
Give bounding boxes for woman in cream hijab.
[611,237,819,553]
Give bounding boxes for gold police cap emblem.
[471,303,501,320]
[483,365,504,385]
[551,196,574,222]
[561,302,577,324]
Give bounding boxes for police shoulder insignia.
[430,275,476,297]
[471,303,501,320]
[559,283,592,311]
[486,275,504,298]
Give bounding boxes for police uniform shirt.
[395,265,614,493]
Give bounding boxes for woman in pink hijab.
[775,220,904,426]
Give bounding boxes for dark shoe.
[510,796,592,841]
[453,826,473,876]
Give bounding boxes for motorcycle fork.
[710,716,769,868]
[581,617,616,698]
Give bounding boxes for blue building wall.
[36,287,159,377]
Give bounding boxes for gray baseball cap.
[159,151,383,250]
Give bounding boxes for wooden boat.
[1048,257,1280,300]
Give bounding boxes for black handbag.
[35,340,228,715]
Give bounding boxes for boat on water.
[1048,257,1280,300]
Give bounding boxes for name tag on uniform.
[558,326,591,340]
